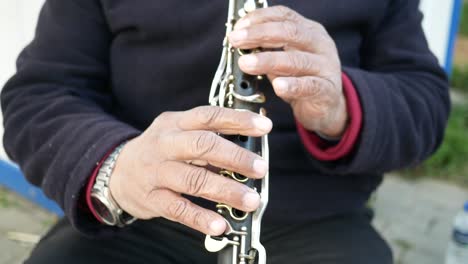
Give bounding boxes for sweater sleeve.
[0,0,140,236]
[302,0,450,175]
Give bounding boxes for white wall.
[0,1,44,160]
[0,0,459,161]
[0,1,44,87]
[420,0,456,69]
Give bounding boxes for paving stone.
[373,175,468,264]
[0,187,56,264]
[402,249,444,264]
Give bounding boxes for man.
[1,0,449,263]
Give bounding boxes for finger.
[235,5,306,29]
[238,51,326,77]
[151,189,227,236]
[177,106,272,136]
[157,161,260,212]
[230,21,327,53]
[272,76,334,101]
[162,131,268,179]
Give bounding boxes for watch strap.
[91,142,136,227]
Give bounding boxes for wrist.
[317,93,349,138]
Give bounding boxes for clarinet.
[205,1,269,264]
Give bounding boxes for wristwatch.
[90,143,137,227]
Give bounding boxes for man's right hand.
[108,106,272,236]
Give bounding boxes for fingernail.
[254,116,273,132]
[210,219,226,234]
[253,159,268,177]
[239,55,258,70]
[243,191,260,210]
[235,19,251,29]
[229,30,248,43]
[274,79,289,94]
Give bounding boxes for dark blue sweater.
[1,0,450,235]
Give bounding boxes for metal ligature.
[205,0,269,264]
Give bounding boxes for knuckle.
[307,77,319,89]
[144,172,158,192]
[315,23,328,35]
[307,78,325,97]
[167,200,189,220]
[153,111,174,126]
[289,79,301,94]
[184,167,209,196]
[159,132,177,160]
[195,106,223,127]
[305,57,319,74]
[276,5,294,19]
[231,147,249,166]
[317,35,332,52]
[192,210,205,228]
[269,54,282,73]
[149,112,178,137]
[282,21,299,41]
[286,52,303,76]
[307,20,327,34]
[192,132,219,158]
[296,51,318,74]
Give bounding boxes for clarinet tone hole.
[232,208,248,220]
[238,49,252,55]
[240,80,250,90]
[233,173,249,183]
[238,135,248,142]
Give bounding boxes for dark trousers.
[26,210,393,264]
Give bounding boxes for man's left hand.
[229,6,348,138]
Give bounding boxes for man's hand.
[108,106,272,236]
[229,6,348,138]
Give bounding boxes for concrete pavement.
[373,176,468,264]
[0,187,56,264]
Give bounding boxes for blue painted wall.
[0,160,63,215]
[445,0,463,75]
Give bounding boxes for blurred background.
[0,0,467,263]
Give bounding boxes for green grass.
[0,187,24,209]
[402,104,468,185]
[453,2,468,92]
[0,187,13,208]
[0,192,8,208]
[460,3,468,37]
[451,65,468,93]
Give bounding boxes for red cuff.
[85,147,118,223]
[296,73,363,161]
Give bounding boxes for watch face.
[91,196,116,225]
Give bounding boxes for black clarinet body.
[205,1,269,264]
